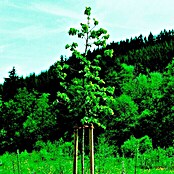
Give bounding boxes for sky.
[0,0,174,84]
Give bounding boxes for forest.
[0,7,173,173]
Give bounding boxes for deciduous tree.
[56,7,115,128]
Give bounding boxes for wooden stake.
[17,149,21,174]
[73,128,78,174]
[81,126,85,174]
[89,124,94,174]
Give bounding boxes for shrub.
[121,135,153,157]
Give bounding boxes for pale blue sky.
[0,0,174,84]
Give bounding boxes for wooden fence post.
[89,124,94,174]
[73,127,78,174]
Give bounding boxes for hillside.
[0,23,174,154]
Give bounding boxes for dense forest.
[0,7,173,156]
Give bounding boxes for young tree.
[56,7,115,128]
[56,7,115,173]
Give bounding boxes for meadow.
[0,136,173,174]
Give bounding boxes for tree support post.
[73,127,78,174]
[81,126,85,174]
[89,123,94,174]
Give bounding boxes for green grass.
[0,151,173,174]
[0,138,173,174]
[0,151,72,174]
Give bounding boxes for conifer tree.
[2,67,19,101]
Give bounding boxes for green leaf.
[81,23,89,33]
[96,55,102,59]
[103,34,110,39]
[72,42,78,48]
[90,30,97,39]
[65,44,70,49]
[57,64,63,70]
[78,32,84,38]
[104,49,114,58]
[63,64,69,69]
[93,18,99,26]
[68,28,78,36]
[84,7,91,16]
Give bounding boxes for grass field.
[0,139,174,174]
[0,152,174,174]
[0,145,174,174]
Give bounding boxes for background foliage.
[0,7,173,155]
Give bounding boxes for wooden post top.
[73,124,94,129]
